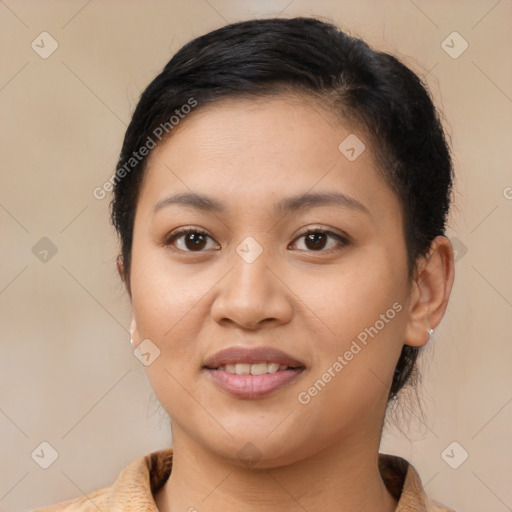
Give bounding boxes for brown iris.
[304,232,327,250]
[185,232,208,251]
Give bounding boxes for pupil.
[186,233,206,250]
[306,233,326,250]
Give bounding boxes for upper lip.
[203,346,305,369]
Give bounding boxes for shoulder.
[379,453,458,512]
[34,448,173,511]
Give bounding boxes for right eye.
[165,227,220,252]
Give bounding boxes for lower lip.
[204,368,304,399]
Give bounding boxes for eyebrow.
[152,191,371,217]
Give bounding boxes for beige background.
[1,1,511,511]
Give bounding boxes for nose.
[210,248,293,330]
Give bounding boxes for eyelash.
[164,226,349,254]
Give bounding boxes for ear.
[116,254,125,280]
[403,235,455,347]
[116,255,132,298]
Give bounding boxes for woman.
[39,16,456,511]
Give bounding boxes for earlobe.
[403,236,455,347]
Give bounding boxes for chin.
[197,430,313,470]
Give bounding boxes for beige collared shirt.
[36,448,456,511]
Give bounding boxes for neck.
[154,428,397,512]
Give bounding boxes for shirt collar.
[107,448,452,511]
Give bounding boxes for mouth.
[202,346,306,399]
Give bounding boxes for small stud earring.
[428,328,434,343]
[130,337,134,346]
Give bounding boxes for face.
[128,95,416,467]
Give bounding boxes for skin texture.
[119,94,455,512]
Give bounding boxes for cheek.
[291,251,407,394]
[130,240,206,336]
[292,280,406,440]
[294,245,406,337]
[129,244,215,406]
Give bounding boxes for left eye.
[290,230,348,252]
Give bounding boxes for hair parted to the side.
[110,16,454,401]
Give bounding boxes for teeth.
[267,363,280,373]
[235,363,251,375]
[216,362,291,375]
[249,362,268,375]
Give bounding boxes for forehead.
[139,94,399,223]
